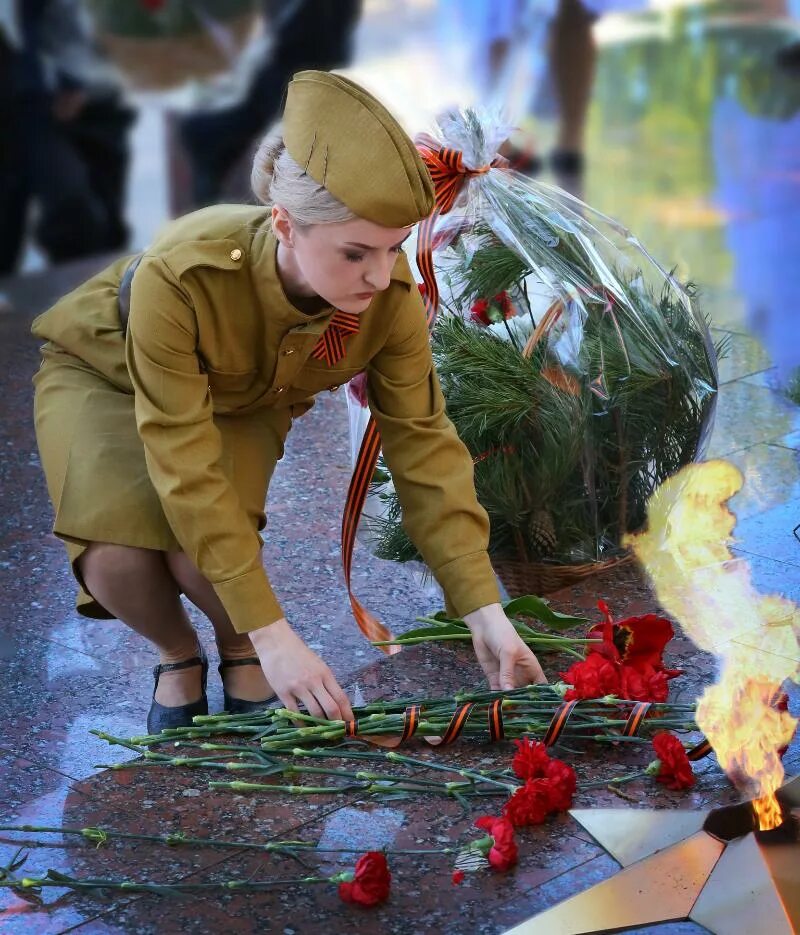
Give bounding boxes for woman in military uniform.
[31,70,546,734]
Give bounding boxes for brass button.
[274,386,285,394]
[229,248,243,261]
[328,385,340,393]
[281,348,296,356]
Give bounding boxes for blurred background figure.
[712,0,800,381]
[436,0,647,191]
[177,0,363,208]
[774,0,800,71]
[0,0,135,275]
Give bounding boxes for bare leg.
[165,551,273,701]
[78,543,203,706]
[551,0,597,154]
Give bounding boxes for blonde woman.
[31,70,546,734]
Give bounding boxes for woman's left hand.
[464,603,548,689]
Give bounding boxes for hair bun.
[251,131,285,206]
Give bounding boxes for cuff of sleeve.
[433,551,501,618]
[212,568,284,634]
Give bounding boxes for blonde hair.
[251,131,356,226]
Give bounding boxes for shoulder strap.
[117,253,144,335]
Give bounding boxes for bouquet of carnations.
[363,107,724,596]
[84,0,261,92]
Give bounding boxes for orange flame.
[625,461,798,829]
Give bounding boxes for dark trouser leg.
[27,96,110,263]
[60,97,136,253]
[179,0,363,206]
[550,0,597,155]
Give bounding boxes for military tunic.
[32,205,501,634]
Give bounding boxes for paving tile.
[2,635,149,781]
[778,429,800,451]
[80,803,602,934]
[712,328,773,385]
[720,443,800,520]
[697,287,749,334]
[733,498,800,567]
[730,550,800,605]
[705,381,800,459]
[0,751,118,935]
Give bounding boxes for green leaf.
[374,622,470,644]
[502,595,588,631]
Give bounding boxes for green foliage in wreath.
[369,233,725,568]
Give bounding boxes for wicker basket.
[494,553,634,598]
[96,11,258,92]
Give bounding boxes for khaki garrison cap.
[283,70,435,227]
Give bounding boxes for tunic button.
[328,385,340,393]
[274,386,285,393]
[281,348,295,356]
[230,248,243,261]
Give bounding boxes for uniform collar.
[250,225,335,326]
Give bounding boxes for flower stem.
[0,825,457,857]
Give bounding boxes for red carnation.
[451,869,465,885]
[594,600,679,677]
[618,663,670,703]
[544,758,577,811]
[474,815,518,871]
[337,852,392,907]
[470,298,491,325]
[561,652,621,701]
[562,600,681,702]
[511,737,550,780]
[503,778,553,827]
[649,732,695,791]
[470,291,516,326]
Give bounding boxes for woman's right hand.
[249,618,354,722]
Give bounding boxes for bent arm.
[125,256,283,634]
[366,289,501,617]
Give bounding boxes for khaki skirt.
[33,346,290,619]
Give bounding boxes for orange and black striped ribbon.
[439,702,476,745]
[687,738,713,761]
[401,704,422,742]
[487,698,505,742]
[622,702,653,737]
[311,311,361,366]
[345,718,359,738]
[339,140,501,650]
[543,700,579,746]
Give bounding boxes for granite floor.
[2,2,800,933]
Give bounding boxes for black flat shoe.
[218,656,275,715]
[550,150,585,176]
[146,644,209,735]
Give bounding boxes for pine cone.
[527,510,557,557]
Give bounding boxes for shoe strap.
[218,656,261,670]
[155,655,203,675]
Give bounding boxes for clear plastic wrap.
[83,0,263,98]
[367,107,722,588]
